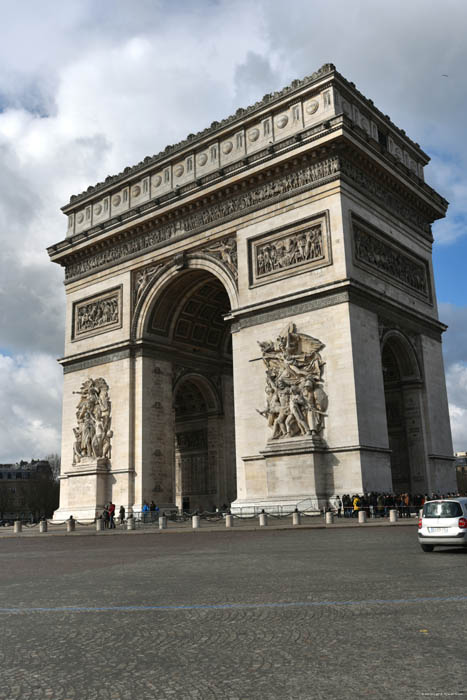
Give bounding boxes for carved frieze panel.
[72,287,122,340]
[352,218,431,302]
[249,213,331,286]
[257,322,328,441]
[342,160,429,234]
[72,378,112,465]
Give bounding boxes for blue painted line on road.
[0,595,466,615]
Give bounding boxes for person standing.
[108,501,116,529]
[142,502,150,523]
[335,495,342,518]
[352,494,361,517]
[119,505,125,525]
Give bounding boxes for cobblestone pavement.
[0,527,466,699]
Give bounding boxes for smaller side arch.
[173,372,222,416]
[381,329,422,382]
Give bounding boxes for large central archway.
[135,264,236,512]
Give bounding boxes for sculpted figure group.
[257,323,328,440]
[72,378,113,464]
[256,225,323,277]
[354,227,428,295]
[76,297,119,334]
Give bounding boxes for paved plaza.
[0,525,466,700]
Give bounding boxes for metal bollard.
[192,515,200,529]
[389,509,398,523]
[225,514,234,528]
[39,521,48,534]
[325,511,334,525]
[159,515,167,530]
[14,520,22,534]
[127,517,135,530]
[96,519,104,532]
[259,511,268,527]
[358,510,367,524]
[67,518,76,533]
[293,511,301,526]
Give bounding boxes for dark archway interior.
[382,340,416,493]
[174,379,215,509]
[148,270,232,358]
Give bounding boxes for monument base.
[52,458,110,522]
[232,440,329,515]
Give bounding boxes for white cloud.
[446,362,467,452]
[0,353,62,463]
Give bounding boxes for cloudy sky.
[1,0,467,462]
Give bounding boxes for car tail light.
[458,518,467,529]
[418,518,422,529]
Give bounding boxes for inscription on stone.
[151,363,167,493]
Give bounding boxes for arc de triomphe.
[48,63,456,519]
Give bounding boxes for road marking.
[0,595,466,615]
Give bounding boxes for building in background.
[0,460,58,521]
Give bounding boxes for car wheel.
[421,544,434,552]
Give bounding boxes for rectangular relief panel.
[351,215,432,303]
[72,286,123,341]
[248,212,332,287]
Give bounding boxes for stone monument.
[48,63,456,519]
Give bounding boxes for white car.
[418,498,467,552]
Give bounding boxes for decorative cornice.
[63,63,431,212]
[60,346,132,374]
[228,277,446,339]
[65,63,336,206]
[230,289,350,332]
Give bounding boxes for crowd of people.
[98,502,126,528]
[328,491,464,518]
[95,492,466,525]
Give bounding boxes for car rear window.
[423,502,463,518]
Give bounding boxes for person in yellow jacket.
[352,495,361,517]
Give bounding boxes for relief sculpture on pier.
[257,323,328,441]
[72,378,112,465]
